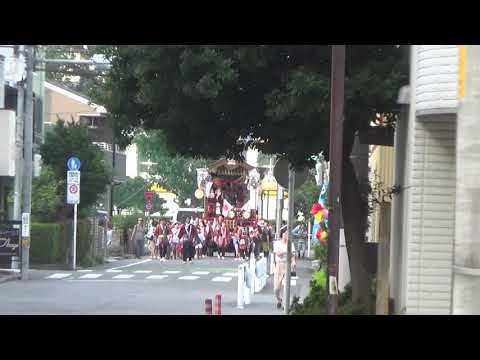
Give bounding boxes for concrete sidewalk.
[0,271,20,284]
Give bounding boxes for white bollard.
[237,264,245,309]
[244,263,252,305]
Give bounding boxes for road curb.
[0,273,21,284]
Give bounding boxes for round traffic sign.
[67,157,81,171]
[69,184,78,194]
[273,158,309,189]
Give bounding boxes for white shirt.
[273,240,295,263]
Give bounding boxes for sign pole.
[284,165,295,315]
[73,203,77,270]
[66,156,81,271]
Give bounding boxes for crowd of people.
[130,215,275,264]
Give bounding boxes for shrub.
[30,223,66,264]
[76,220,93,265]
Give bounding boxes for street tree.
[113,176,166,213]
[134,130,208,207]
[40,120,110,217]
[43,45,106,95]
[31,165,63,222]
[94,45,408,308]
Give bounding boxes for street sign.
[67,171,81,205]
[67,170,80,184]
[273,158,308,190]
[21,213,30,238]
[67,157,81,171]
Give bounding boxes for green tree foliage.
[94,45,406,167]
[113,176,165,213]
[31,165,63,222]
[134,131,208,206]
[93,45,408,307]
[294,175,320,217]
[40,120,110,214]
[43,45,106,95]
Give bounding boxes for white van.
[172,208,204,224]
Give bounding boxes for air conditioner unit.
[0,109,16,176]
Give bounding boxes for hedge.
[30,221,94,266]
[30,223,67,265]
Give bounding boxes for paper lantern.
[228,210,235,219]
[322,208,329,218]
[310,202,323,215]
[316,228,322,240]
[242,211,250,219]
[194,188,204,199]
[314,211,324,224]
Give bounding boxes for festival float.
[196,159,259,230]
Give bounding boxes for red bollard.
[205,299,213,315]
[214,293,222,315]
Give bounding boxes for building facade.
[391,45,458,314]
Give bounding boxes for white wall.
[399,45,457,315]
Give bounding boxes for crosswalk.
[44,269,238,283]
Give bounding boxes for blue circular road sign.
[67,157,81,171]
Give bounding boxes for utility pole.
[275,184,283,241]
[326,45,346,314]
[13,46,25,221]
[284,166,295,315]
[21,45,34,280]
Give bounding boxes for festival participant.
[213,217,222,259]
[155,219,171,262]
[170,222,181,260]
[204,219,214,257]
[217,221,229,259]
[195,221,205,259]
[238,226,248,260]
[184,218,197,263]
[231,225,240,261]
[147,220,157,260]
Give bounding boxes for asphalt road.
[0,256,313,315]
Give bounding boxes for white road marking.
[110,259,152,270]
[163,271,181,274]
[77,269,93,272]
[212,276,232,282]
[106,269,122,273]
[146,275,168,280]
[113,274,135,279]
[178,276,200,280]
[46,273,72,279]
[222,272,238,277]
[192,271,210,275]
[133,270,152,274]
[79,273,103,279]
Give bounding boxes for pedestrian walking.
[183,218,196,263]
[130,218,146,259]
[205,219,215,257]
[147,220,157,259]
[217,221,229,259]
[155,219,171,262]
[195,221,205,259]
[170,222,181,260]
[231,225,241,261]
[273,226,296,310]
